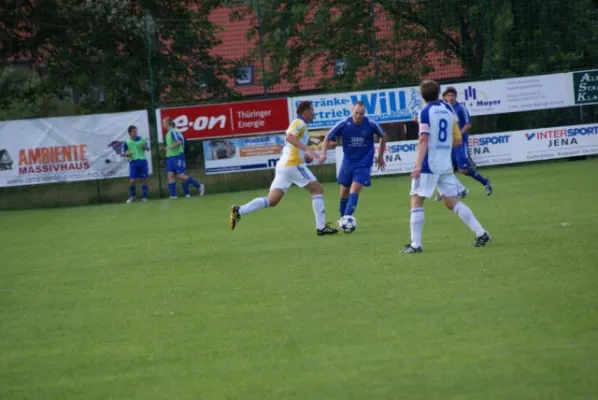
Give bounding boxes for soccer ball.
[338,215,357,233]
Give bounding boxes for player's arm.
[121,142,131,157]
[285,120,316,158]
[371,120,386,170]
[452,117,463,147]
[164,131,183,151]
[460,108,472,134]
[319,120,344,163]
[143,138,150,151]
[412,110,430,178]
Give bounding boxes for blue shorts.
[129,160,148,179]
[338,164,372,188]
[452,144,471,170]
[166,155,186,174]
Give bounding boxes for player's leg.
[438,151,468,200]
[165,157,178,198]
[457,145,492,195]
[140,160,149,201]
[402,173,438,253]
[344,167,371,216]
[229,167,289,230]
[439,174,491,247]
[126,161,138,203]
[176,157,205,197]
[127,178,137,203]
[339,185,350,218]
[337,165,352,217]
[294,165,337,235]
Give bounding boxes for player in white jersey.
[229,101,338,236]
[402,80,491,253]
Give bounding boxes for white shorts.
[410,173,460,198]
[270,164,317,192]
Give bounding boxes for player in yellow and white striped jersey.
[229,101,338,236]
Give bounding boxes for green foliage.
[0,0,235,118]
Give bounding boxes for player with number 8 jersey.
[402,80,491,253]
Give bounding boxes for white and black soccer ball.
[338,215,357,233]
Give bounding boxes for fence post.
[370,0,380,88]
[254,1,268,96]
[485,0,494,79]
[144,11,164,198]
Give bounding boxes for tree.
[0,0,236,119]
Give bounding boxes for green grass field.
[2,159,598,400]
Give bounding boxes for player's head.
[442,86,457,105]
[420,80,440,103]
[162,117,175,130]
[352,101,366,125]
[296,101,315,123]
[128,125,138,138]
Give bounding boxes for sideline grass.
[1,159,598,400]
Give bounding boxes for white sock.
[410,208,424,248]
[239,197,269,216]
[312,194,326,230]
[453,202,485,237]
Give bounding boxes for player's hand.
[411,166,421,179]
[376,155,386,171]
[318,153,327,165]
[412,115,419,123]
[305,149,317,163]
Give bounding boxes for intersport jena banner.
[335,123,598,177]
[0,110,152,187]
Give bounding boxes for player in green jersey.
[121,125,150,203]
[162,117,205,198]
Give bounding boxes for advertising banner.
[442,73,573,116]
[290,86,424,129]
[0,110,152,187]
[291,72,575,130]
[572,69,598,105]
[203,134,285,174]
[521,124,598,162]
[156,98,290,141]
[335,123,598,177]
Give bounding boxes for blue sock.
[466,167,489,186]
[186,176,200,188]
[339,198,348,217]
[129,184,136,199]
[168,182,176,197]
[141,184,148,199]
[345,193,359,216]
[182,182,190,196]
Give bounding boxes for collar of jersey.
[297,116,308,124]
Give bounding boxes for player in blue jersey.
[318,101,386,220]
[439,87,492,199]
[162,117,205,199]
[122,125,149,203]
[402,80,491,253]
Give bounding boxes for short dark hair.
[127,125,137,133]
[296,101,313,115]
[420,80,440,102]
[442,86,457,97]
[353,100,365,108]
[163,117,175,128]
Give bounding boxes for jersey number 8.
[438,118,448,142]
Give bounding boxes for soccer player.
[122,125,149,203]
[318,101,386,218]
[162,117,205,199]
[229,101,338,236]
[441,87,492,198]
[402,80,491,253]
